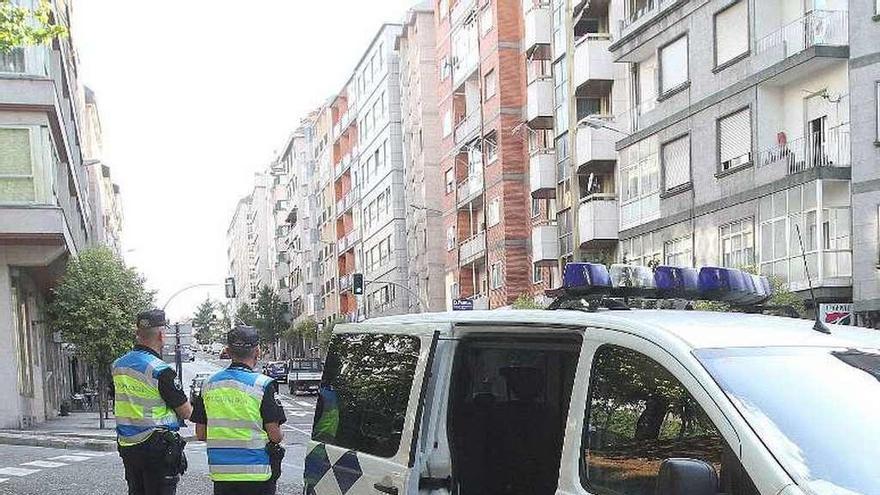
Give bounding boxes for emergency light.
[551,262,772,307]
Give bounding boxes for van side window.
[582,345,758,495]
[312,333,421,458]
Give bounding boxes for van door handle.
[373,483,398,494]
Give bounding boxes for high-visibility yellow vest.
[112,349,180,447]
[202,367,273,482]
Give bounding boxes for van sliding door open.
[304,323,442,495]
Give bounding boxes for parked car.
[262,361,289,384]
[288,357,322,395]
[189,372,212,399]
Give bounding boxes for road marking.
[288,411,310,417]
[47,455,90,462]
[282,424,312,436]
[295,401,313,408]
[70,452,111,457]
[0,467,41,476]
[21,460,67,468]
[0,478,7,483]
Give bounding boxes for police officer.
[113,309,192,495]
[192,326,286,495]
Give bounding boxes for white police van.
[303,264,880,495]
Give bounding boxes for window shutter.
[660,37,688,93]
[719,109,751,166]
[715,1,749,66]
[662,135,690,190]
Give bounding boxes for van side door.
[304,323,443,495]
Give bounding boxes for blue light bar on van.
[562,262,611,294]
[653,266,699,298]
[697,267,771,304]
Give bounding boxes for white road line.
[21,461,67,468]
[282,424,312,436]
[69,452,111,457]
[288,411,310,417]
[47,455,90,462]
[295,401,313,408]
[0,478,7,483]
[0,467,41,477]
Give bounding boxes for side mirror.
[656,458,718,495]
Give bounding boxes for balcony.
[757,124,850,176]
[459,231,486,266]
[616,0,677,41]
[526,77,554,129]
[754,10,849,73]
[335,187,359,217]
[454,111,481,147]
[573,34,613,93]
[532,224,559,265]
[450,0,476,27]
[457,171,484,207]
[524,3,552,57]
[576,120,617,169]
[0,45,50,77]
[338,273,352,293]
[529,149,556,199]
[334,153,352,179]
[578,194,619,246]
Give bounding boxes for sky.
[72,0,419,321]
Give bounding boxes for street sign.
[452,298,474,311]
[819,303,853,325]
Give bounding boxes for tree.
[192,298,217,344]
[0,0,66,53]
[254,286,287,359]
[235,302,256,326]
[282,317,317,358]
[318,316,344,357]
[512,294,544,310]
[47,247,153,428]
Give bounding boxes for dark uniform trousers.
[119,432,180,495]
[214,480,277,495]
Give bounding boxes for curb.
[0,432,116,452]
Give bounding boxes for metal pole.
[174,323,183,386]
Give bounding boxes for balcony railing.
[754,10,849,71]
[578,193,619,246]
[617,0,675,39]
[450,0,476,27]
[457,171,484,206]
[459,231,486,266]
[757,124,850,175]
[454,111,481,146]
[573,34,613,90]
[0,45,50,77]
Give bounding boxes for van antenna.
[795,224,831,334]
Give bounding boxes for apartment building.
[398,3,448,312]
[0,1,98,427]
[82,87,123,255]
[329,24,409,320]
[436,0,536,310]
[226,173,273,311]
[314,105,339,325]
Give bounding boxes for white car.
[303,308,880,495]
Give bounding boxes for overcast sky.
[72,0,418,320]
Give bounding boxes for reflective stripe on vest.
[112,350,180,447]
[203,368,272,482]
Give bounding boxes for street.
[0,355,316,494]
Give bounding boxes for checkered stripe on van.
[304,444,363,495]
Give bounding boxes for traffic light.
[352,273,364,295]
[224,277,237,299]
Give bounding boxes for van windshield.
[696,347,880,495]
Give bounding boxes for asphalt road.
[0,356,316,494]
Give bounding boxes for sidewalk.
[0,412,196,452]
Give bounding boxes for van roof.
[362,309,880,351]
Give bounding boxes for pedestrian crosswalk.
[0,450,111,484]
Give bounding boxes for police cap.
[136,309,167,330]
[228,325,260,349]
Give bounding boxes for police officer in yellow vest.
[192,326,286,495]
[113,309,192,495]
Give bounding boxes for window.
[487,197,501,226]
[620,136,660,228]
[440,55,450,80]
[719,108,752,171]
[443,110,452,138]
[664,236,692,267]
[484,135,498,164]
[484,69,497,99]
[314,333,421,457]
[553,58,568,136]
[720,218,754,268]
[11,278,34,397]
[531,198,541,218]
[635,54,658,113]
[480,5,493,36]
[445,168,455,194]
[0,128,36,202]
[490,262,502,289]
[659,35,688,95]
[447,225,456,251]
[532,264,544,284]
[876,82,880,143]
[0,47,25,73]
[714,1,749,67]
[661,135,690,191]
[621,232,661,266]
[583,345,757,495]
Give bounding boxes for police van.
[303,264,880,495]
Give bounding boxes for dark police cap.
[228,325,259,348]
[136,309,167,330]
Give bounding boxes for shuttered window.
[659,36,688,95]
[662,135,690,191]
[0,128,35,202]
[719,108,752,171]
[715,1,749,67]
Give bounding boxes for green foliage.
[192,298,222,344]
[48,247,154,368]
[254,286,287,348]
[234,303,256,326]
[0,0,66,53]
[319,316,344,355]
[284,317,317,344]
[511,294,544,310]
